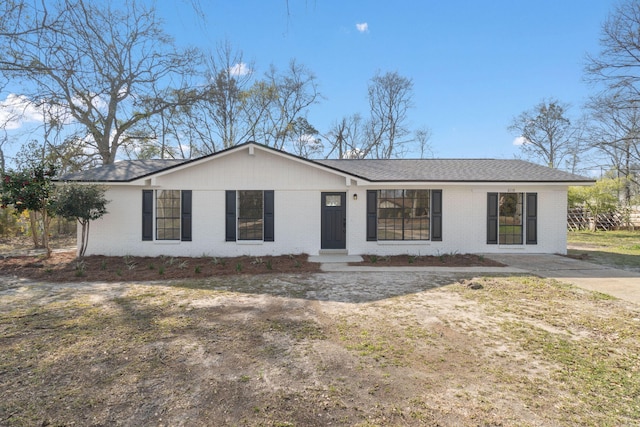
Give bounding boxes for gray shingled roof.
[58,159,186,182]
[315,158,593,182]
[58,144,593,184]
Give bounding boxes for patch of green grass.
[567,230,640,270]
[264,319,326,341]
[568,230,640,248]
[336,318,408,367]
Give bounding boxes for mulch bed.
[0,249,504,283]
[354,253,504,267]
[0,251,320,282]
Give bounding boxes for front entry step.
[318,249,348,255]
[308,252,363,263]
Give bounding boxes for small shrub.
[115,268,122,276]
[211,257,225,266]
[408,255,415,264]
[266,259,273,270]
[100,260,107,270]
[195,265,202,274]
[369,255,378,264]
[158,266,165,275]
[148,263,155,270]
[235,262,243,273]
[74,260,86,277]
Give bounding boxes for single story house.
[60,141,594,257]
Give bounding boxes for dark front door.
[321,192,346,249]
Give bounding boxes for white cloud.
[0,94,42,130]
[356,22,369,33]
[512,136,528,146]
[0,93,84,131]
[229,62,251,76]
[343,148,365,159]
[70,93,108,113]
[298,133,320,145]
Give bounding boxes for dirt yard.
[1,268,639,426]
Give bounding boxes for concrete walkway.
[485,253,640,305]
[310,253,640,305]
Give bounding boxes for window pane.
[325,195,341,207]
[377,189,430,240]
[238,191,263,240]
[378,218,403,240]
[499,193,523,245]
[156,190,180,240]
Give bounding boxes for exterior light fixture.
[353,193,358,200]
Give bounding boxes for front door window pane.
[325,195,342,207]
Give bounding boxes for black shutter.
[487,192,498,244]
[225,190,236,242]
[181,190,192,242]
[366,190,377,241]
[526,192,537,244]
[263,190,274,242]
[142,190,153,241]
[431,190,442,241]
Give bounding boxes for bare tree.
[414,127,434,159]
[508,99,579,169]
[285,117,322,158]
[195,41,257,150]
[324,114,368,159]
[0,0,204,165]
[585,0,640,100]
[583,0,640,203]
[367,71,414,159]
[586,91,640,204]
[258,60,320,150]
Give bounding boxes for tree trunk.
[42,208,51,258]
[28,211,40,248]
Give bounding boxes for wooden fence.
[568,207,640,231]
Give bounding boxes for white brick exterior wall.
[82,146,571,257]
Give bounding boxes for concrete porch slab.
[308,255,364,263]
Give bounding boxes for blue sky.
[152,0,616,158]
[0,0,618,163]
[154,0,616,160]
